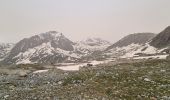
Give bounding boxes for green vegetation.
[0,59,170,99]
[60,59,170,99]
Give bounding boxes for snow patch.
[57,60,112,71]
[133,55,168,60]
[15,42,54,64]
[33,69,49,74]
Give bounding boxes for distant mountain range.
[1,26,170,64]
[105,26,170,59]
[1,31,111,64]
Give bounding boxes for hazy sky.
[0,0,170,43]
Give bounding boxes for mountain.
[2,31,111,64]
[133,26,170,57]
[107,33,155,50]
[150,26,170,48]
[105,33,156,57]
[82,38,111,46]
[105,26,170,59]
[74,38,111,61]
[4,26,170,64]
[132,26,170,58]
[75,38,111,52]
[3,31,79,64]
[0,43,14,61]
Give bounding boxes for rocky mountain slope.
[132,26,170,57]
[150,26,170,48]
[105,26,170,59]
[107,33,155,50]
[2,31,111,64]
[0,43,14,61]
[105,33,156,57]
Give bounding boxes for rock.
[58,81,62,85]
[87,63,93,67]
[18,71,28,77]
[4,95,9,99]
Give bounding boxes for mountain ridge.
[2,26,170,64]
[2,31,111,64]
[106,33,155,50]
[150,26,170,48]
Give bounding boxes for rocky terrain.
[0,59,170,99]
[150,26,170,48]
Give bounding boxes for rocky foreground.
[0,59,170,100]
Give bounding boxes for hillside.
[104,33,155,58]
[150,26,170,48]
[107,33,155,50]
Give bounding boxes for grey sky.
[0,0,170,43]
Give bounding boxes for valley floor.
[0,59,170,100]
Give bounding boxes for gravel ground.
[0,59,170,100]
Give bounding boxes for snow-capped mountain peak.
[2,31,76,64]
[80,37,111,46]
[2,32,111,64]
[38,31,63,40]
[105,33,156,58]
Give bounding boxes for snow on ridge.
[80,37,111,46]
[55,48,81,58]
[118,43,168,59]
[75,38,111,52]
[38,31,62,40]
[107,42,168,59]
[86,38,109,44]
[15,42,55,64]
[115,43,141,51]
[137,44,158,54]
[14,42,82,64]
[107,43,142,57]
[0,43,14,61]
[132,43,167,55]
[16,59,32,65]
[133,55,168,60]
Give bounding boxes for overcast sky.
[0,0,170,43]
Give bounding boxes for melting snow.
[57,64,85,71]
[133,55,168,60]
[57,60,111,71]
[33,70,49,74]
[16,59,32,65]
[15,42,54,64]
[109,43,168,59]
